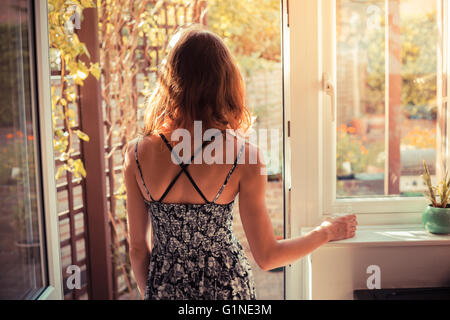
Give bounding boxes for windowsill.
[302,224,450,248]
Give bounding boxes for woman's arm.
[124,140,151,298]
[238,145,357,271]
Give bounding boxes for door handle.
[322,72,336,122]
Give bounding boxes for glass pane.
[0,0,46,299]
[208,0,284,299]
[336,0,439,198]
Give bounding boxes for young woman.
[124,26,357,300]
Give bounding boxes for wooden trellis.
[53,68,91,300]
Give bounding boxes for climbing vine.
[48,0,100,180]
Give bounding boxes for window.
[335,0,443,198]
[284,0,450,301]
[0,0,55,299]
[328,0,448,216]
[324,0,450,217]
[286,0,450,226]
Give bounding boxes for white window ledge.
[302,224,450,248]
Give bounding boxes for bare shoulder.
[123,134,158,174]
[132,132,163,158]
[235,135,267,196]
[123,137,140,176]
[232,133,266,179]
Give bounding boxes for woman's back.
[133,131,256,300]
[134,132,244,205]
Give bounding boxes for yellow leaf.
[75,130,90,142]
[55,166,65,180]
[66,109,76,119]
[76,159,87,177]
[89,63,101,80]
[76,69,88,80]
[80,0,96,8]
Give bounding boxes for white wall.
[309,244,450,299]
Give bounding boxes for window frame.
[286,0,450,229]
[33,0,63,300]
[0,0,61,300]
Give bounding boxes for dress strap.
[158,133,220,203]
[212,142,245,204]
[135,137,155,202]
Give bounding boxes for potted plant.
[421,161,450,234]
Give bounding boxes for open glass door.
[0,0,62,299]
[207,0,286,300]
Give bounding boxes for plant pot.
[422,205,450,235]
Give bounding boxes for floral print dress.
[135,133,256,300]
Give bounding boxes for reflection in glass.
[208,0,284,299]
[0,0,45,299]
[336,0,438,198]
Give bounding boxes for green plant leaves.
[422,160,450,208]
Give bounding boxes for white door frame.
[34,0,63,300]
[282,0,322,300]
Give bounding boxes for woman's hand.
[316,214,358,242]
